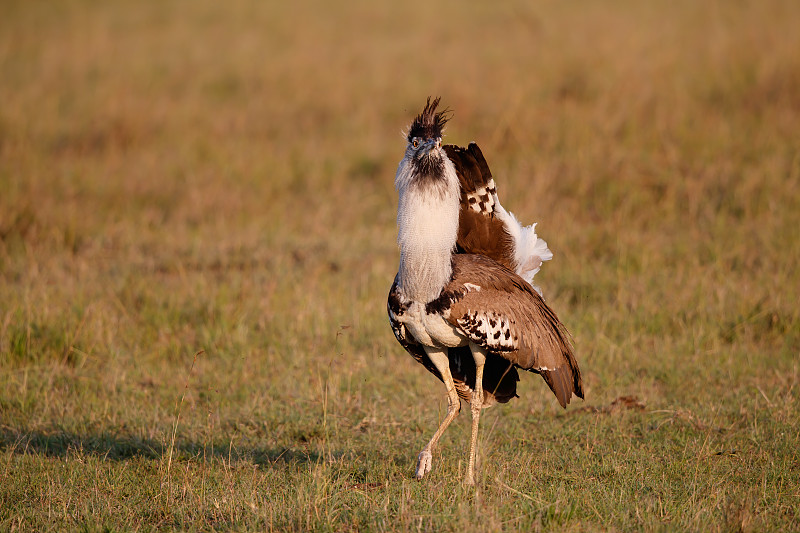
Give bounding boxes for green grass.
[2,0,799,530]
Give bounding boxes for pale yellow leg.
[416,346,461,480]
[464,343,487,486]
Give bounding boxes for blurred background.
[1,0,798,529]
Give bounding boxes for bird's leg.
[465,342,487,486]
[416,346,461,480]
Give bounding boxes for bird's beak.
[420,138,440,155]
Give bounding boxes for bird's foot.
[415,450,433,480]
[463,467,476,486]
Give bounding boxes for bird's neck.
[396,159,460,303]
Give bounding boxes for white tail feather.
[493,202,553,296]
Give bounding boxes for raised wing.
[444,143,515,269]
[444,142,553,292]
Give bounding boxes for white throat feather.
[395,154,460,303]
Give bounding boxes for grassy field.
[2,0,799,530]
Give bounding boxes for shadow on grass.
[0,427,324,466]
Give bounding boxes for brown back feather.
[388,278,519,405]
[444,254,584,407]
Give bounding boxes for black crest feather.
[407,96,451,142]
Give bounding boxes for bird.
[387,97,583,485]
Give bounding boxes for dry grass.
[1,0,799,530]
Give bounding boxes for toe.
[415,450,432,479]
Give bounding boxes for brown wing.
[444,143,516,271]
[388,276,519,405]
[441,254,584,408]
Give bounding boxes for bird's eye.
[412,139,419,148]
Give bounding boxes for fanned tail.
[496,207,553,295]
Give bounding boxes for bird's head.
[402,96,452,178]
